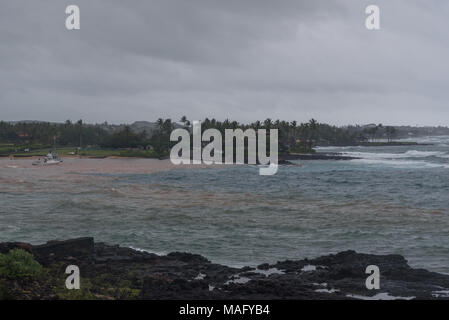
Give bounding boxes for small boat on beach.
[43,152,63,165]
[32,152,63,165]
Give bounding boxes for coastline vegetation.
[0,249,43,278]
[0,248,142,300]
[0,118,428,159]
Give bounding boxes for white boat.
[43,152,63,165]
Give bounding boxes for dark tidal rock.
[2,238,449,300]
[31,237,95,265]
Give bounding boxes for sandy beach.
[0,157,218,175]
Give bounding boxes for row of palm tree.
[164,117,323,153]
[0,118,399,154]
[363,124,397,142]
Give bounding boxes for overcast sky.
[1,0,448,126]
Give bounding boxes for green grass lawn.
[78,149,122,157]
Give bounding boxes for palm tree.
[76,119,83,148]
[308,119,319,151]
[253,120,261,130]
[264,118,272,129]
[290,121,298,146]
[162,119,172,134]
[386,126,396,142]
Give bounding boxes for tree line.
[0,118,398,155]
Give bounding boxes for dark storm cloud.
[1,0,449,125]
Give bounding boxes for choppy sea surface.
[1,136,449,273]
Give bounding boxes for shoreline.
[0,155,153,160]
[0,157,230,179]
[1,152,359,161]
[317,142,434,147]
[1,237,448,300]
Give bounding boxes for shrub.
[0,281,6,299]
[0,249,43,278]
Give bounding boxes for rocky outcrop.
[1,238,449,300]
[31,237,95,265]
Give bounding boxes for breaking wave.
[342,149,449,169]
[342,150,448,160]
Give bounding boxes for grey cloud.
[0,0,448,125]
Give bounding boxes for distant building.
[18,133,30,138]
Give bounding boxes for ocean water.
[1,136,449,273]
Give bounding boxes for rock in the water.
[31,237,95,265]
[1,238,449,300]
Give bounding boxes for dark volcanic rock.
[0,242,33,254]
[1,238,449,300]
[277,159,298,165]
[166,252,210,264]
[31,237,94,266]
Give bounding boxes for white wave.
[194,273,206,280]
[316,288,339,293]
[225,274,251,285]
[342,148,449,169]
[128,246,167,256]
[347,292,415,300]
[343,150,447,160]
[404,150,446,157]
[350,158,449,169]
[400,135,449,145]
[253,268,285,276]
[316,146,355,151]
[432,290,449,298]
[300,265,327,272]
[342,152,405,159]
